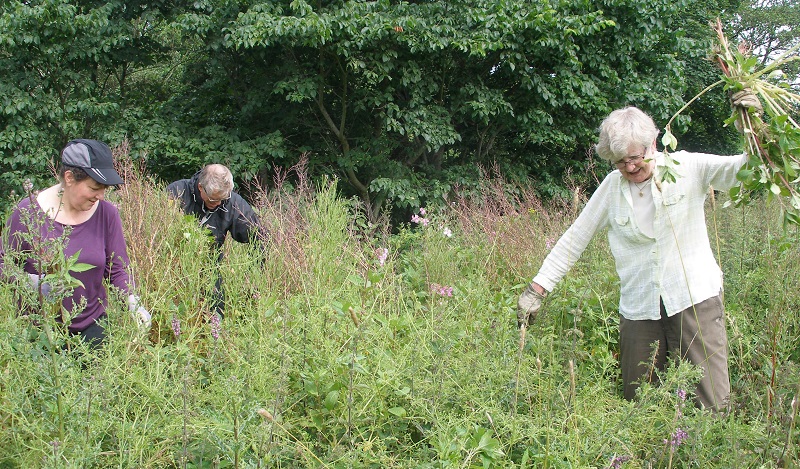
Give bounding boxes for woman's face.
[616,142,655,184]
[67,174,108,211]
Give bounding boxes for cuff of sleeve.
[531,275,554,294]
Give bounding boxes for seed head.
[257,408,274,421]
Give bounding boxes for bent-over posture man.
[167,164,262,316]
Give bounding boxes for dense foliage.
[0,161,798,467]
[1,0,772,218]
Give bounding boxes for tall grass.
[0,150,798,467]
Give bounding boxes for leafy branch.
[661,19,800,226]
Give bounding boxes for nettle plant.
[4,187,96,444]
[661,20,800,226]
[10,189,94,327]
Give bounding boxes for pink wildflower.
[171,316,181,339]
[411,213,430,226]
[375,247,389,266]
[210,312,221,340]
[419,207,427,215]
[430,283,454,297]
[442,227,453,238]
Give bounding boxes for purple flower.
[210,313,221,340]
[664,427,688,449]
[419,207,427,215]
[171,316,181,339]
[545,237,555,250]
[609,455,631,468]
[677,389,687,401]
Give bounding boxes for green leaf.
[661,129,678,151]
[323,390,339,410]
[69,262,95,273]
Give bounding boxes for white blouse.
[533,151,747,320]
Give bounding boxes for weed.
[0,150,798,466]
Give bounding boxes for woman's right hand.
[27,273,52,298]
[517,283,546,327]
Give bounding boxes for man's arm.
[228,195,265,245]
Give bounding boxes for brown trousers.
[619,294,730,412]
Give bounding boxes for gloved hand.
[731,88,763,114]
[517,283,546,327]
[27,273,52,298]
[128,294,152,330]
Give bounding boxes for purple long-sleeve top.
[2,197,132,332]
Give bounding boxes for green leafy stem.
[660,19,800,226]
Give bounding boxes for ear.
[63,170,76,186]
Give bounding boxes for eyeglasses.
[615,154,645,168]
[200,184,231,203]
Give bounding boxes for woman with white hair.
[517,96,760,412]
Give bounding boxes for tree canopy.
[4,0,790,218]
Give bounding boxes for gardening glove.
[517,283,546,327]
[127,294,152,330]
[731,88,763,115]
[27,273,52,299]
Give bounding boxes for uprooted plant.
[661,19,800,226]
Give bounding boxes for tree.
[0,0,175,197]
[162,0,707,219]
[2,0,757,218]
[732,0,800,77]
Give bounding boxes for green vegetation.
[1,159,798,468]
[0,0,760,218]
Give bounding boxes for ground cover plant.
[0,152,799,468]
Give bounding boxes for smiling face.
[65,171,108,211]
[616,142,655,184]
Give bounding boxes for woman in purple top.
[1,139,150,347]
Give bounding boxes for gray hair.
[595,107,659,162]
[198,164,234,195]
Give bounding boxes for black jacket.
[167,171,261,248]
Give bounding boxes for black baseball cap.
[61,139,124,186]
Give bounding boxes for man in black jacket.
[167,164,262,316]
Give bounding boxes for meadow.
[0,155,798,468]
